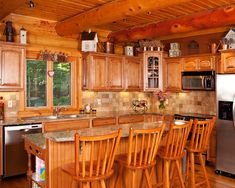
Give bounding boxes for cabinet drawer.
[92,117,116,127]
[43,119,90,133]
[118,115,144,124]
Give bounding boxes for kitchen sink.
[22,114,81,121]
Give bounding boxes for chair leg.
[132,170,136,188]
[115,165,123,188]
[175,160,185,188]
[144,169,152,188]
[170,161,176,188]
[190,152,195,188]
[185,151,190,187]
[198,153,210,188]
[163,159,170,188]
[100,180,106,188]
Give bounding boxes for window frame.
[19,55,79,117]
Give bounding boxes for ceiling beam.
[55,0,194,36]
[108,6,235,42]
[0,0,25,20]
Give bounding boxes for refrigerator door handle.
[233,96,235,128]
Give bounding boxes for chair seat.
[62,162,114,182]
[185,141,207,153]
[116,154,156,170]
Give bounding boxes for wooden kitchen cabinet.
[143,51,163,91]
[92,117,117,127]
[125,56,142,91]
[219,50,235,73]
[207,127,216,163]
[182,54,218,72]
[0,42,25,90]
[118,115,144,124]
[164,57,182,92]
[42,119,90,132]
[144,114,164,122]
[82,52,124,91]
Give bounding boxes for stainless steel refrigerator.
[216,74,235,175]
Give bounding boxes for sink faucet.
[53,106,67,117]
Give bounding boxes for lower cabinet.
[92,117,117,127]
[118,115,144,124]
[207,127,216,163]
[42,119,90,133]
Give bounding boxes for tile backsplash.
[152,91,216,115]
[0,91,216,117]
[82,91,152,112]
[0,92,20,117]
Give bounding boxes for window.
[53,62,71,106]
[24,58,78,113]
[26,60,47,107]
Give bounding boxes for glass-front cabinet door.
[144,52,163,91]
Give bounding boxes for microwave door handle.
[233,96,235,128]
[202,76,206,88]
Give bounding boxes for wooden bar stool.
[185,117,216,188]
[158,121,192,188]
[115,124,165,188]
[62,128,122,188]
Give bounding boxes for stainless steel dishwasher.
[3,123,42,178]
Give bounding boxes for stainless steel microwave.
[182,71,215,90]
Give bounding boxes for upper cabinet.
[143,52,163,91]
[125,56,142,91]
[164,57,182,92]
[182,54,219,72]
[219,50,235,73]
[0,42,25,90]
[82,52,142,91]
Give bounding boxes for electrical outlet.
[97,99,101,105]
[8,100,13,108]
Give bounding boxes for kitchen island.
[24,120,179,188]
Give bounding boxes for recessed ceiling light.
[27,0,35,8]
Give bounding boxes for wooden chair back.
[74,129,122,180]
[189,117,216,152]
[163,121,192,159]
[127,125,165,168]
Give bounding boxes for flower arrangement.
[154,90,168,110]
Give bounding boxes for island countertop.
[24,120,186,150]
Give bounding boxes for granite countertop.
[0,111,172,126]
[24,120,181,149]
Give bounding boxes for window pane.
[26,60,47,107]
[53,62,71,106]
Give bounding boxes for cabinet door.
[198,56,215,71]
[144,52,163,91]
[92,117,117,127]
[221,52,235,73]
[90,55,107,90]
[207,127,216,163]
[182,58,198,71]
[107,56,124,90]
[125,57,142,91]
[0,46,24,89]
[165,58,182,92]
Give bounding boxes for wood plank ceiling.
[11,0,235,32]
